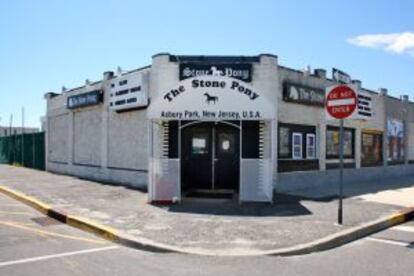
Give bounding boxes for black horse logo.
[204,93,218,105]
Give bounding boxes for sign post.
[326,85,357,225]
[338,119,344,224]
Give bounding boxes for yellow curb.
[0,185,51,215]
[390,212,406,225]
[0,185,119,242]
[66,215,118,241]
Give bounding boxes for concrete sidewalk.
[0,165,413,255]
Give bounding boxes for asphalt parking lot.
[1,191,413,276]
[0,193,118,274]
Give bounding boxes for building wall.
[73,107,102,166]
[107,110,148,170]
[45,68,150,189]
[275,67,405,191]
[48,114,69,163]
[44,54,414,194]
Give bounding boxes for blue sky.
[1,0,413,127]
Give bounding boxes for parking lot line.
[366,237,411,247]
[0,221,107,244]
[0,246,118,268]
[392,225,414,233]
[0,211,33,216]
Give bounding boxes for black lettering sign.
[179,63,252,82]
[67,90,103,109]
[283,82,325,107]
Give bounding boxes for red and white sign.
[326,85,357,120]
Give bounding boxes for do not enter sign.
[326,85,357,119]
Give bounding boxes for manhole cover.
[31,217,62,227]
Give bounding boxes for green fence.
[0,132,45,170]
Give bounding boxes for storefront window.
[292,133,302,159]
[326,127,354,159]
[279,127,290,157]
[387,119,404,163]
[278,124,317,160]
[361,132,383,166]
[306,133,316,159]
[278,123,319,172]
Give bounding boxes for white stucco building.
[44,53,414,203]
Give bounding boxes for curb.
[0,185,413,256]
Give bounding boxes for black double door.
[181,122,240,191]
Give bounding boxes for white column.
[318,123,326,170]
[255,54,279,188]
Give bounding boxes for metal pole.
[338,119,344,225]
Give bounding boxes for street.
[0,193,412,276]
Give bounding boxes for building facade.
[44,53,414,203]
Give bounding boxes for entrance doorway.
[181,122,240,194]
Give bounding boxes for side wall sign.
[283,82,325,106]
[148,76,275,121]
[67,90,102,109]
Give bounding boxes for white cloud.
[347,32,414,56]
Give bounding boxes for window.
[292,133,302,159]
[326,127,354,159]
[218,133,235,154]
[278,123,319,172]
[387,119,404,163]
[361,132,382,166]
[278,123,317,160]
[306,134,316,159]
[192,137,207,154]
[278,127,290,157]
[119,80,127,86]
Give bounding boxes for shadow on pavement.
[283,175,414,200]
[157,193,315,217]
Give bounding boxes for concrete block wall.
[73,107,102,166]
[45,69,150,189]
[107,110,148,170]
[47,114,69,163]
